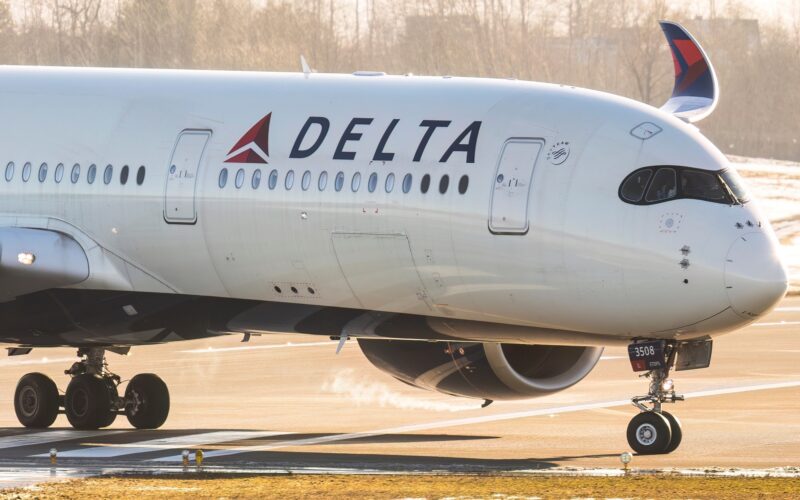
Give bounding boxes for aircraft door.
[489,139,544,235]
[164,130,211,224]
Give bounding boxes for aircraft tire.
[14,373,59,428]
[124,373,170,429]
[661,411,683,453]
[626,411,672,455]
[65,374,117,430]
[99,379,119,428]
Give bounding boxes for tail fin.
[659,20,718,123]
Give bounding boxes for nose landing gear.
[13,348,170,430]
[626,340,685,455]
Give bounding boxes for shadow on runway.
[0,427,621,472]
[0,428,496,445]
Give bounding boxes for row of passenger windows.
[4,162,146,186]
[619,166,749,205]
[219,168,470,195]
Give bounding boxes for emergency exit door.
[164,130,211,224]
[489,139,544,234]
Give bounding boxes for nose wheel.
[626,340,686,455]
[12,348,170,430]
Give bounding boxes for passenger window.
[103,165,113,185]
[368,172,378,192]
[420,174,430,193]
[71,164,81,184]
[54,163,64,183]
[385,173,395,193]
[218,168,228,188]
[235,168,245,189]
[268,169,278,190]
[402,173,412,193]
[136,166,146,185]
[120,165,129,185]
[335,172,345,191]
[351,172,361,192]
[681,170,729,203]
[458,175,469,194]
[318,171,328,191]
[251,169,261,189]
[22,162,31,182]
[301,170,311,191]
[439,174,449,194]
[5,162,13,182]
[285,170,295,189]
[87,164,97,184]
[644,168,677,202]
[38,163,48,183]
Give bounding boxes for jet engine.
[357,339,603,400]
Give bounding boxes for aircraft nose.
[725,232,788,319]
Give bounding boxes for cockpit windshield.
[680,169,730,203]
[719,168,751,204]
[619,166,747,205]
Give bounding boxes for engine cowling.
[358,339,603,400]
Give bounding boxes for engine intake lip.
[484,343,604,395]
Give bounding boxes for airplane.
[0,20,787,455]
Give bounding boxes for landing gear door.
[489,139,544,235]
[164,130,212,224]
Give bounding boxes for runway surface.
[0,297,798,487]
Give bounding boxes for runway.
[0,298,798,487]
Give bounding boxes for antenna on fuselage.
[300,55,312,79]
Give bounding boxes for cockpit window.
[620,168,653,202]
[620,165,745,206]
[644,168,677,202]
[680,169,731,203]
[719,168,750,203]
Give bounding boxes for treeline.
[0,0,798,161]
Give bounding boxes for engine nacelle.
[358,339,603,400]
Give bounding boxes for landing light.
[17,252,35,265]
[661,379,674,392]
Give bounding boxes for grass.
[2,473,800,499]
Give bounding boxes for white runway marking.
[775,307,800,312]
[181,341,337,354]
[752,321,800,327]
[0,357,75,367]
[35,430,288,458]
[156,379,800,462]
[0,430,128,450]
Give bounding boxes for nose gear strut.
[626,340,685,454]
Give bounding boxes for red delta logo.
[225,113,272,164]
[226,112,482,165]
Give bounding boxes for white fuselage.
[0,66,787,345]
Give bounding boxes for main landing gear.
[13,348,169,430]
[626,340,685,455]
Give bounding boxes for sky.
[6,0,800,32]
[678,0,799,25]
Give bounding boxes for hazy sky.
[679,0,799,24]
[7,0,800,29]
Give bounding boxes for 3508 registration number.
[627,340,666,372]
